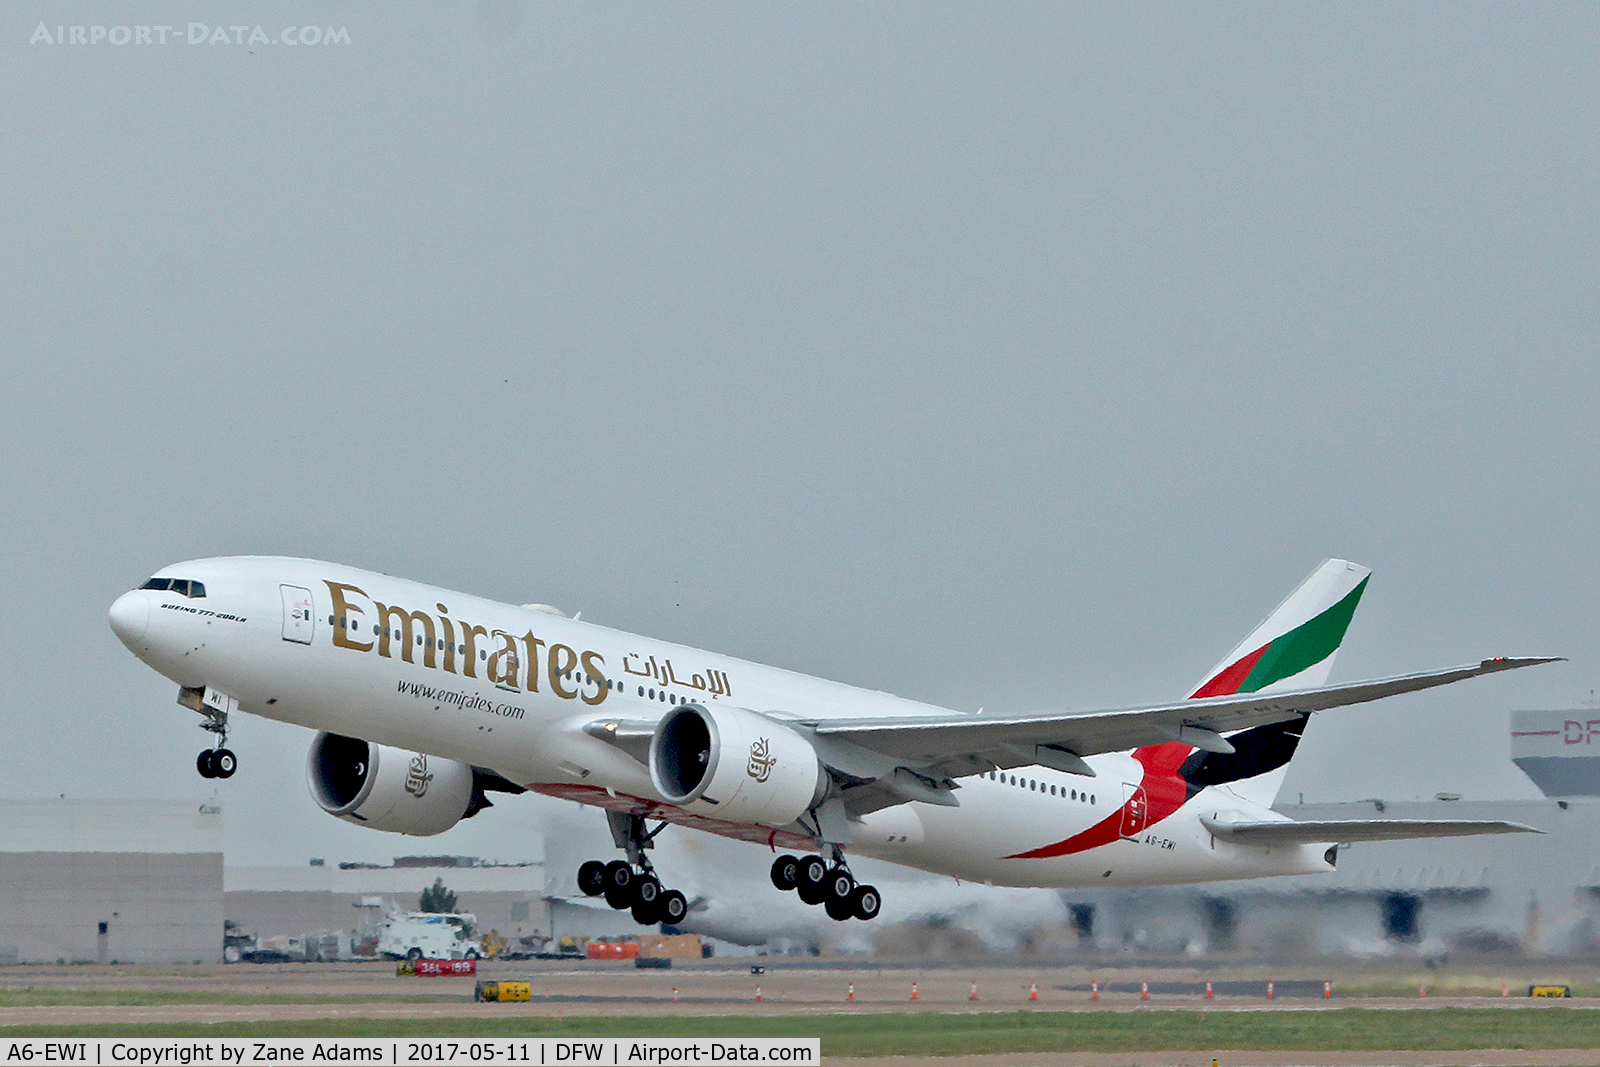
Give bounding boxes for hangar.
[0,799,223,964]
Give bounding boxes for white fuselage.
[109,556,1332,888]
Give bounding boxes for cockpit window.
[140,577,206,599]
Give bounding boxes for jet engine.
[650,704,826,827]
[307,732,478,836]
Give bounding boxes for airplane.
[108,556,1555,926]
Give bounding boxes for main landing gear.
[576,858,690,927]
[577,812,690,927]
[770,852,881,922]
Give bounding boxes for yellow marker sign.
[475,980,532,1002]
[1530,985,1571,998]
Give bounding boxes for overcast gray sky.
[2,4,1597,876]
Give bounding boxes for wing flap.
[1200,815,1542,845]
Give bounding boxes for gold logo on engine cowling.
[747,738,776,782]
[405,754,434,798]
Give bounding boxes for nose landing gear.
[196,748,236,779]
[181,686,238,779]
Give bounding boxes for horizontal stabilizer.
[1200,815,1542,845]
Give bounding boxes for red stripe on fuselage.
[1003,741,1193,860]
[529,782,818,852]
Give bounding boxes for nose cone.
[108,590,150,648]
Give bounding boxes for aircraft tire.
[577,860,607,896]
[770,855,800,891]
[213,749,237,778]
[196,751,216,778]
[823,895,853,921]
[796,855,828,904]
[631,898,661,926]
[603,860,633,893]
[824,867,854,903]
[659,890,688,926]
[849,884,881,921]
[633,875,661,908]
[604,885,632,910]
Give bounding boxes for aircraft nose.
[108,590,150,647]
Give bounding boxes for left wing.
[1199,815,1541,845]
[812,657,1558,765]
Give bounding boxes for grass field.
[1,1008,1599,1055]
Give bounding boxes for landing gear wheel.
[196,751,216,778]
[796,856,829,906]
[603,860,633,894]
[849,884,881,921]
[577,860,607,897]
[212,749,237,778]
[631,898,661,926]
[659,890,688,926]
[770,855,800,891]
[406,947,423,960]
[633,876,662,909]
[825,867,854,903]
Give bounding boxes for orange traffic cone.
[969,982,978,1001]
[1029,981,1038,1001]
[755,985,761,1002]
[1204,980,1213,999]
[847,983,854,1002]
[1090,980,1098,1000]
[672,987,679,1003]
[1140,981,1149,1000]
[1323,981,1331,999]
[910,982,918,1001]
[1267,980,1274,999]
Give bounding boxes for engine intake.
[650,704,825,827]
[307,732,477,836]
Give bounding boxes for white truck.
[377,911,483,960]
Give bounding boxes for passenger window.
[638,686,644,697]
[328,615,336,625]
[480,649,487,660]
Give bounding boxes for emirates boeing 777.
[109,556,1552,925]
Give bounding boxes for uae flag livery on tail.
[1190,560,1370,699]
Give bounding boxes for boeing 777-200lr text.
[109,557,1555,925]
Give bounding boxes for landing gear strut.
[771,848,880,921]
[576,813,689,927]
[184,687,237,780]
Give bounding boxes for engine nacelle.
[650,704,826,827]
[307,732,476,836]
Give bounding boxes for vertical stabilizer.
[1184,559,1370,806]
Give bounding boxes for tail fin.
[1183,559,1370,806]
[1190,559,1370,699]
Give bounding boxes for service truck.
[377,911,483,960]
